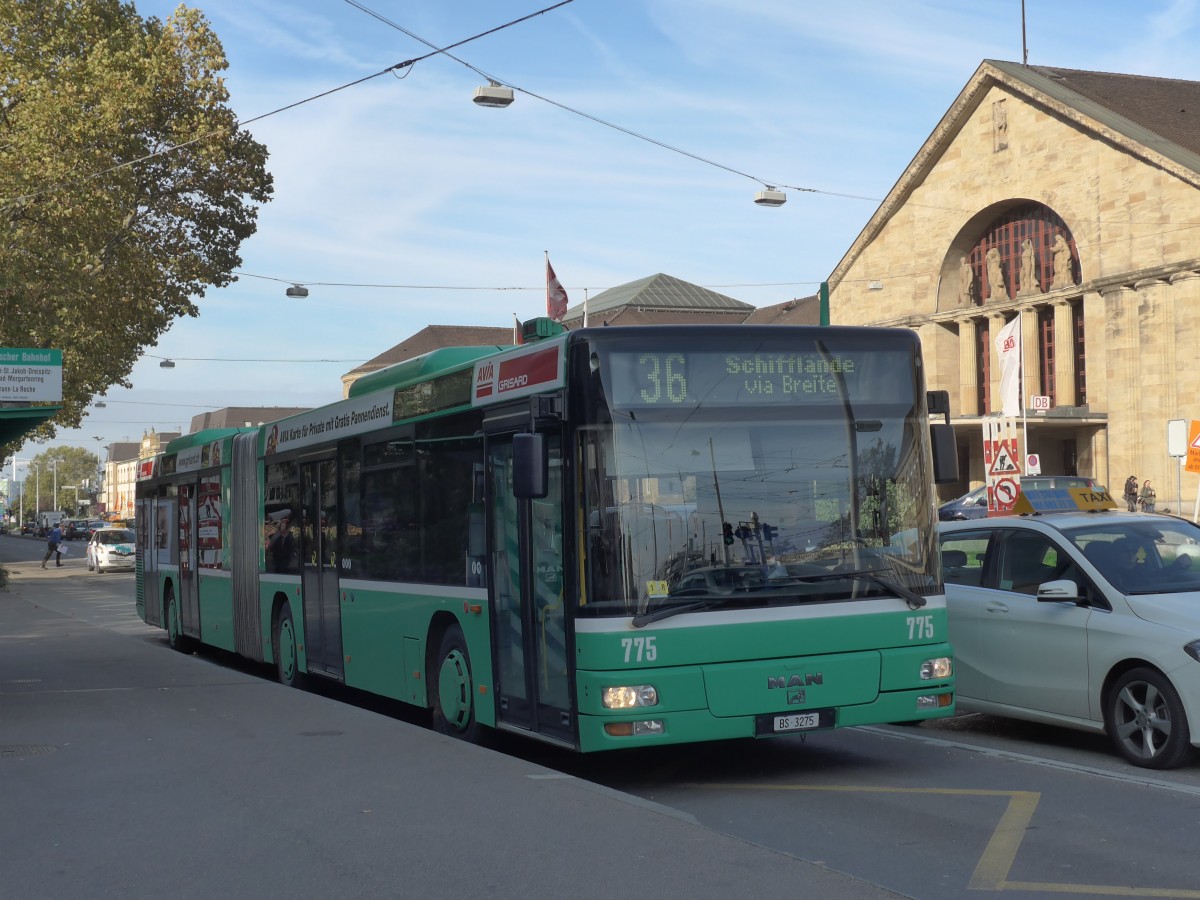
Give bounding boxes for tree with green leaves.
[15,446,100,516]
[0,0,273,455]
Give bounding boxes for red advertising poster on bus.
[197,474,222,570]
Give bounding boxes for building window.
[1072,299,1086,406]
[1037,306,1055,403]
[963,203,1077,306]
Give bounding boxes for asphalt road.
[5,532,1200,899]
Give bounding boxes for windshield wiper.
[787,568,927,609]
[632,599,727,628]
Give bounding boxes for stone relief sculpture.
[985,247,1007,302]
[958,255,975,306]
[1017,238,1038,296]
[1050,234,1075,289]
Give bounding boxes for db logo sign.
[1001,336,1016,351]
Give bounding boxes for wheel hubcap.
[438,649,471,730]
[279,619,296,680]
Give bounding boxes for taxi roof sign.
[1013,486,1118,515]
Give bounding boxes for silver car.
[86,527,137,574]
[939,511,1200,769]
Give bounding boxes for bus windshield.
[577,332,937,617]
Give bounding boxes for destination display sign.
[0,347,63,402]
[605,348,913,408]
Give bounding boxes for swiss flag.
[546,256,568,322]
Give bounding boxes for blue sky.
[21,0,1200,461]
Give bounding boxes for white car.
[86,527,136,574]
[939,511,1200,769]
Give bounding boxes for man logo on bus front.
[768,672,823,705]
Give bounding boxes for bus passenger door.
[300,459,343,679]
[137,498,159,625]
[488,433,572,744]
[177,484,200,638]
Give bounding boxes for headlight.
[920,657,953,680]
[601,685,659,708]
[1184,640,1200,663]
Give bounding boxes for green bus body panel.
[255,578,496,728]
[346,346,509,398]
[574,606,949,670]
[573,607,954,751]
[163,428,251,453]
[198,574,236,652]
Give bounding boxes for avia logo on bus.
[473,344,562,405]
[768,672,823,704]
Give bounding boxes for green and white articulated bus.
[135,321,959,752]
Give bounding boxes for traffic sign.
[1188,421,1200,474]
[1026,453,1041,475]
[993,476,1020,505]
[989,443,1020,476]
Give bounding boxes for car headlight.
[601,685,659,708]
[1184,640,1200,663]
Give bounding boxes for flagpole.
[1019,308,1028,466]
[544,250,550,319]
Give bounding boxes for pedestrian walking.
[1123,475,1139,512]
[41,524,63,568]
[1139,479,1157,513]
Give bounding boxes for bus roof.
[347,345,511,398]
[163,427,255,454]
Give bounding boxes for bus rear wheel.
[165,586,189,653]
[273,604,304,689]
[430,625,479,743]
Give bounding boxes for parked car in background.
[1020,475,1106,493]
[20,520,36,535]
[84,520,108,539]
[938,477,1107,522]
[86,527,136,573]
[939,509,1200,769]
[937,485,988,521]
[61,519,86,541]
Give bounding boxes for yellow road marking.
[697,784,1200,897]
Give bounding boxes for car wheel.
[86,556,94,572]
[1106,667,1196,769]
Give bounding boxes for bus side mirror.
[513,433,547,499]
[929,423,959,485]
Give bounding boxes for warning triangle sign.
[1191,432,1200,450]
[989,444,1020,476]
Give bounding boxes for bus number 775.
[621,636,657,663]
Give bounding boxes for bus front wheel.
[430,625,479,743]
[273,604,304,689]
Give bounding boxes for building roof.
[562,273,754,324]
[105,442,142,463]
[341,325,513,389]
[829,59,1200,292]
[741,295,821,325]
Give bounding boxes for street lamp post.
[51,459,58,513]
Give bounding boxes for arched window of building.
[962,202,1078,306]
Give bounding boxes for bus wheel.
[165,587,188,653]
[430,626,479,742]
[273,604,304,689]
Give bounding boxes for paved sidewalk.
[0,547,904,899]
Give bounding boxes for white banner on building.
[995,315,1022,417]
